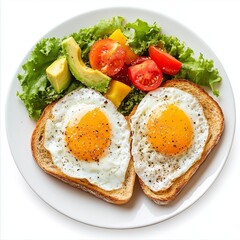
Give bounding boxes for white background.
[1,0,239,239]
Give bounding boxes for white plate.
[6,7,235,229]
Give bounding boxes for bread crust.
[31,102,136,205]
[131,79,224,205]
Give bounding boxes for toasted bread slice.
[132,79,224,205]
[31,102,136,205]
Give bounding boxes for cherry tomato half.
[89,39,126,76]
[128,59,163,91]
[148,46,182,75]
[130,56,150,66]
[112,64,132,86]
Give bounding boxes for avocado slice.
[46,57,72,93]
[62,37,111,93]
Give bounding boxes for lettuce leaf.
[160,35,222,96]
[17,38,82,120]
[124,19,162,55]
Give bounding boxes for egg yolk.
[65,108,111,162]
[147,104,193,156]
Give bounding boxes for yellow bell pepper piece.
[109,29,138,65]
[105,80,132,108]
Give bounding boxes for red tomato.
[148,46,182,75]
[128,59,163,91]
[112,64,132,86]
[89,39,126,76]
[130,56,150,65]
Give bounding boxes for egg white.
[44,88,131,191]
[130,87,209,192]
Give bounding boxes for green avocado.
[46,56,72,93]
[62,37,111,93]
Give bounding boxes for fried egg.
[130,87,209,192]
[44,88,131,191]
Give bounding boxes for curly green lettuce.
[17,38,62,120]
[17,38,83,120]
[124,19,162,55]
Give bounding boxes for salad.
[17,16,222,120]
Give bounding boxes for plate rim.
[5,6,236,229]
